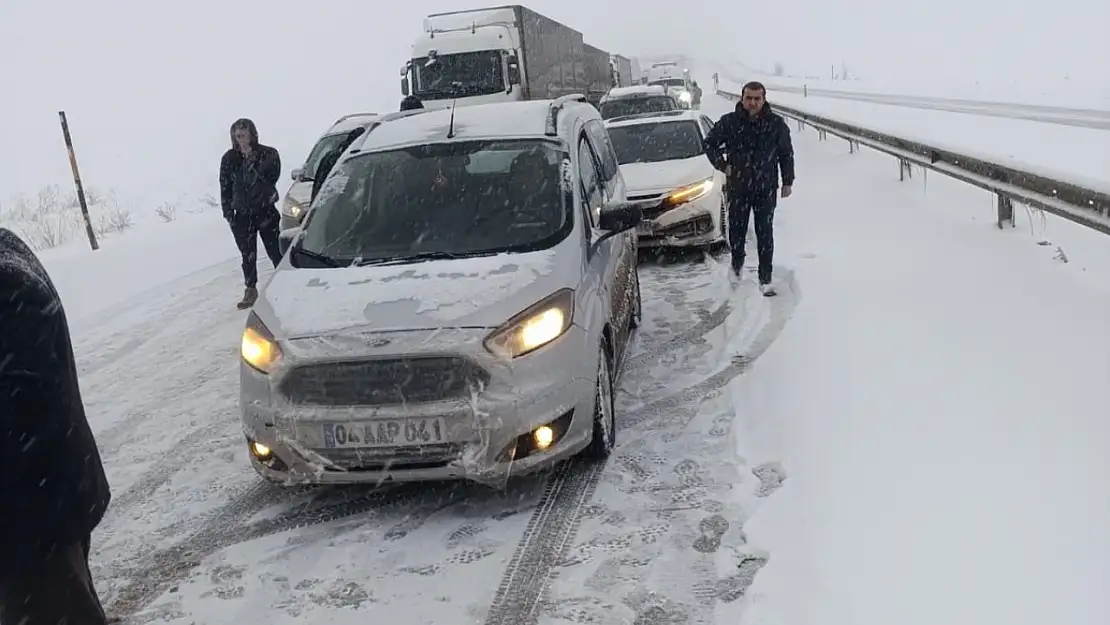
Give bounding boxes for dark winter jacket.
[703,103,795,198]
[219,119,282,222]
[0,228,111,570]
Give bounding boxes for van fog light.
[533,426,555,450]
[250,441,273,460]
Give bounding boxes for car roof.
[603,109,703,128]
[602,85,669,101]
[325,112,380,135]
[356,98,597,152]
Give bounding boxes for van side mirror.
[290,167,303,182]
[507,55,521,88]
[598,201,642,233]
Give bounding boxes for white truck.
[645,61,694,108]
[399,5,611,109]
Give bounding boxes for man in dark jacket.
[310,127,366,203]
[219,118,284,309]
[0,228,112,624]
[703,81,795,296]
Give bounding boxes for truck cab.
[645,62,693,109]
[400,8,525,109]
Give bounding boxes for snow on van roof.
[357,99,595,151]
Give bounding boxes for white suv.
[279,113,378,230]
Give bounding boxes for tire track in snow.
[481,268,799,625]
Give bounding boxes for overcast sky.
[2,0,1106,204]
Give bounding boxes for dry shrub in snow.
[155,201,178,222]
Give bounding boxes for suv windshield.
[649,78,686,88]
[413,51,505,100]
[303,133,351,180]
[298,139,570,265]
[600,96,678,120]
[606,120,704,165]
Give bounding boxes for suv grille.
[280,356,489,406]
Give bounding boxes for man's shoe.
[759,282,777,297]
[237,287,259,309]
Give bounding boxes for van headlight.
[678,91,692,103]
[241,311,282,373]
[484,289,575,358]
[665,177,714,207]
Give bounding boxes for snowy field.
[716,77,1110,191]
[25,92,1110,625]
[720,60,1110,111]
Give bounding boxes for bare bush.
[200,194,220,210]
[26,212,78,249]
[155,201,178,222]
[103,202,134,233]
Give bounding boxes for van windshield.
[297,139,571,266]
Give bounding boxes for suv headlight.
[241,311,282,373]
[665,177,714,207]
[484,289,575,358]
[282,196,305,219]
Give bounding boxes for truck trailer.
[399,5,611,109]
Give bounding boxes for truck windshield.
[413,51,505,99]
[297,140,571,265]
[606,120,704,165]
[600,97,678,120]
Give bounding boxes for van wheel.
[583,341,616,459]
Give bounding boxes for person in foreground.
[0,228,112,624]
[219,117,284,309]
[703,80,795,296]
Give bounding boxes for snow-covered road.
[41,91,1110,625]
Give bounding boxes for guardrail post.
[899,158,913,181]
[997,194,1015,229]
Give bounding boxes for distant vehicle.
[241,96,643,486]
[598,85,680,120]
[645,61,694,108]
[604,110,726,249]
[279,113,378,230]
[399,5,611,109]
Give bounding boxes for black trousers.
[727,188,777,284]
[231,207,283,288]
[0,535,108,625]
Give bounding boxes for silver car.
[280,112,379,230]
[240,95,643,486]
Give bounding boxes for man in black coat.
[219,118,284,309]
[703,81,795,296]
[310,127,366,204]
[0,228,111,624]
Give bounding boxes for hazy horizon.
[3,0,1107,203]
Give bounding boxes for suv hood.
[620,157,714,195]
[256,250,574,338]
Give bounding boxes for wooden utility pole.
[58,111,99,250]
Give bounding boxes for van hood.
[256,250,574,338]
[619,157,714,195]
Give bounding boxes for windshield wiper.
[292,245,343,268]
[354,250,492,267]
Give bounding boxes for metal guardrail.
[717,88,1110,235]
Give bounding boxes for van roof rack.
[545,94,587,136]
